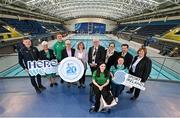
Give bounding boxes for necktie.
[93,48,97,56]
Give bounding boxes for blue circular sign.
[112,70,127,85]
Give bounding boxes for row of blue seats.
[115,24,177,36]
[0,18,67,35]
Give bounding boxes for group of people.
[18,33,152,112]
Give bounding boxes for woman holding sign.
[110,56,128,102]
[89,62,113,112]
[127,47,152,100]
[39,41,58,87]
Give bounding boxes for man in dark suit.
[88,38,106,74]
[61,39,75,85]
[119,44,133,69]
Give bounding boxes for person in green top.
[53,33,65,62]
[53,33,65,83]
[89,62,110,112]
[110,56,128,103]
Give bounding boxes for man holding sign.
[110,56,128,102]
[18,38,46,94]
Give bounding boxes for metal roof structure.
[0,0,180,22]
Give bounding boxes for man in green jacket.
[53,33,65,83]
[53,33,65,61]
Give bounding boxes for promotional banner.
[58,57,84,82]
[112,70,145,91]
[27,59,58,76]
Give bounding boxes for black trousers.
[93,84,109,112]
[129,87,141,98]
[79,70,86,85]
[29,74,42,89]
[128,72,141,98]
[111,82,125,97]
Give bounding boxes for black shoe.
[35,88,41,94]
[50,83,53,87]
[39,85,46,90]
[61,79,64,84]
[101,108,108,112]
[54,83,58,86]
[82,84,86,88]
[126,90,133,94]
[130,96,137,100]
[67,83,71,88]
[89,107,96,113]
[78,85,81,88]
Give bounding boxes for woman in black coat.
[127,47,152,100]
[39,41,57,87]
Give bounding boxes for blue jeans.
[111,82,124,97]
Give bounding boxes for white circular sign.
[58,57,84,82]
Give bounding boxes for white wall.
[64,18,117,31]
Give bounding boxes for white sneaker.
[115,97,118,103]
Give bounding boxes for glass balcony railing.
[0,35,179,82]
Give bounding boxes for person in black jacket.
[116,44,133,94]
[88,38,106,74]
[105,42,118,71]
[61,39,75,87]
[61,40,75,60]
[127,47,152,100]
[39,41,58,87]
[18,38,46,94]
[118,44,133,69]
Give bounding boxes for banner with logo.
[112,70,145,91]
[27,59,58,76]
[58,57,84,82]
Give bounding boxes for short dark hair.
[109,42,115,47]
[121,44,129,48]
[114,56,125,69]
[23,37,30,41]
[77,41,85,50]
[56,33,62,36]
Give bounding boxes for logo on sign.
[113,70,146,91]
[66,63,77,75]
[27,59,58,76]
[58,57,84,82]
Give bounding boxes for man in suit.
[61,39,75,86]
[119,44,133,69]
[88,38,106,74]
[117,44,133,94]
